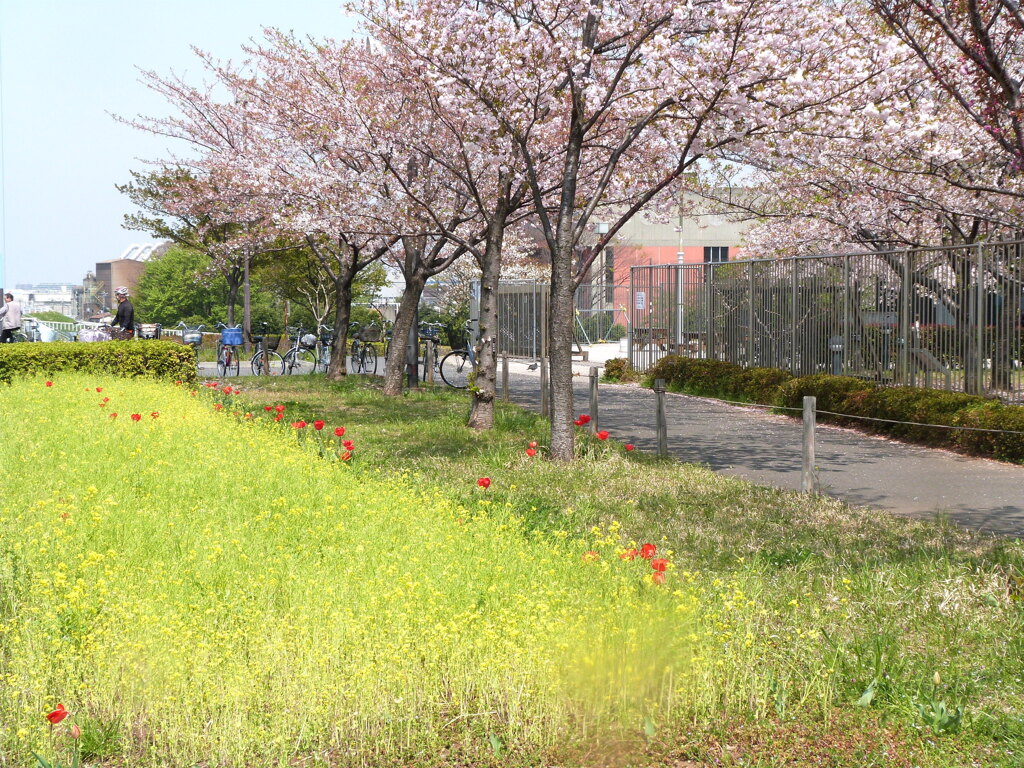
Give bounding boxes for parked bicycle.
[349,322,379,375]
[176,322,205,370]
[317,325,334,370]
[215,323,243,377]
[281,325,320,374]
[418,322,444,382]
[439,322,478,389]
[250,322,285,376]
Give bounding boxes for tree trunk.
[326,276,354,381]
[226,279,240,327]
[548,237,577,462]
[382,270,428,396]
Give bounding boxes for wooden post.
[654,378,668,457]
[589,366,599,434]
[424,341,434,385]
[540,357,549,417]
[501,355,509,401]
[802,396,817,493]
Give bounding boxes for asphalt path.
[503,368,1024,538]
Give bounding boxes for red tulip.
[275,404,286,413]
[244,412,253,419]
[582,550,600,563]
[69,723,81,739]
[293,421,307,429]
[213,403,223,411]
[625,444,635,452]
[45,381,53,387]
[334,426,345,437]
[102,397,109,403]
[574,418,583,426]
[525,448,537,457]
[264,406,273,412]
[529,441,538,448]
[150,412,159,419]
[640,543,656,559]
[577,414,591,425]
[46,704,68,724]
[477,477,491,489]
[652,571,666,585]
[95,388,102,393]
[274,414,283,422]
[109,412,117,419]
[313,420,325,431]
[596,430,609,440]
[343,440,354,451]
[340,451,352,461]
[620,548,638,560]
[651,558,668,572]
[130,413,142,422]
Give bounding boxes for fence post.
[802,396,817,493]
[501,355,509,401]
[654,378,668,457]
[540,357,549,417]
[976,243,986,396]
[589,366,599,434]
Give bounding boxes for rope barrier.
[664,391,1024,437]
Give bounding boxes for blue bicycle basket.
[220,327,243,346]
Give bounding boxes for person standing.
[0,293,22,343]
[110,286,135,339]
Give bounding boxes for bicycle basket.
[182,331,202,346]
[300,333,318,349]
[220,327,243,346]
[138,323,161,340]
[359,325,382,343]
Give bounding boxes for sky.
[0,0,358,289]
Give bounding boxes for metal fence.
[486,281,628,359]
[629,241,1024,403]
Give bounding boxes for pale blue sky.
[0,0,356,288]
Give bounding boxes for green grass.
[2,373,1022,767]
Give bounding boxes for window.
[704,246,729,263]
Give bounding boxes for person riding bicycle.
[109,286,135,339]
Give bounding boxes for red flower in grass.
[313,420,325,431]
[625,444,635,452]
[334,426,345,437]
[275,404,286,413]
[95,388,103,393]
[45,381,53,387]
[529,441,538,448]
[577,414,591,425]
[264,406,273,412]
[525,448,537,457]
[244,413,253,419]
[293,421,307,429]
[620,548,638,560]
[213,403,223,412]
[102,397,109,403]
[342,440,354,451]
[46,704,68,724]
[150,412,159,419]
[650,558,668,572]
[109,413,117,419]
[130,413,142,422]
[477,477,491,489]
[274,414,283,422]
[190,391,197,397]
[340,451,352,461]
[640,543,656,560]
[596,430,609,441]
[582,550,600,563]
[651,571,666,585]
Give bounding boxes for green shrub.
[955,403,1024,462]
[858,388,988,445]
[0,340,197,385]
[602,357,639,383]
[733,367,794,405]
[777,374,874,413]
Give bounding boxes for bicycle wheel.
[361,344,378,375]
[251,350,286,376]
[350,342,362,373]
[440,350,471,389]
[218,346,240,377]
[287,348,318,375]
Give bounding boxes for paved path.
[503,365,1024,538]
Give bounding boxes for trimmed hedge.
[0,340,198,386]
[601,357,640,383]
[642,355,1024,463]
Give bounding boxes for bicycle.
[281,325,320,374]
[317,325,334,370]
[417,322,444,382]
[176,321,205,370]
[439,322,478,389]
[348,322,379,375]
[215,323,243,377]
[249,322,285,376]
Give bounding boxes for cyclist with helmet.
[110,286,135,339]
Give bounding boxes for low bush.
[776,374,875,412]
[601,357,639,383]
[0,340,197,385]
[955,402,1024,462]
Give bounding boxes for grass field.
[2,373,1022,767]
